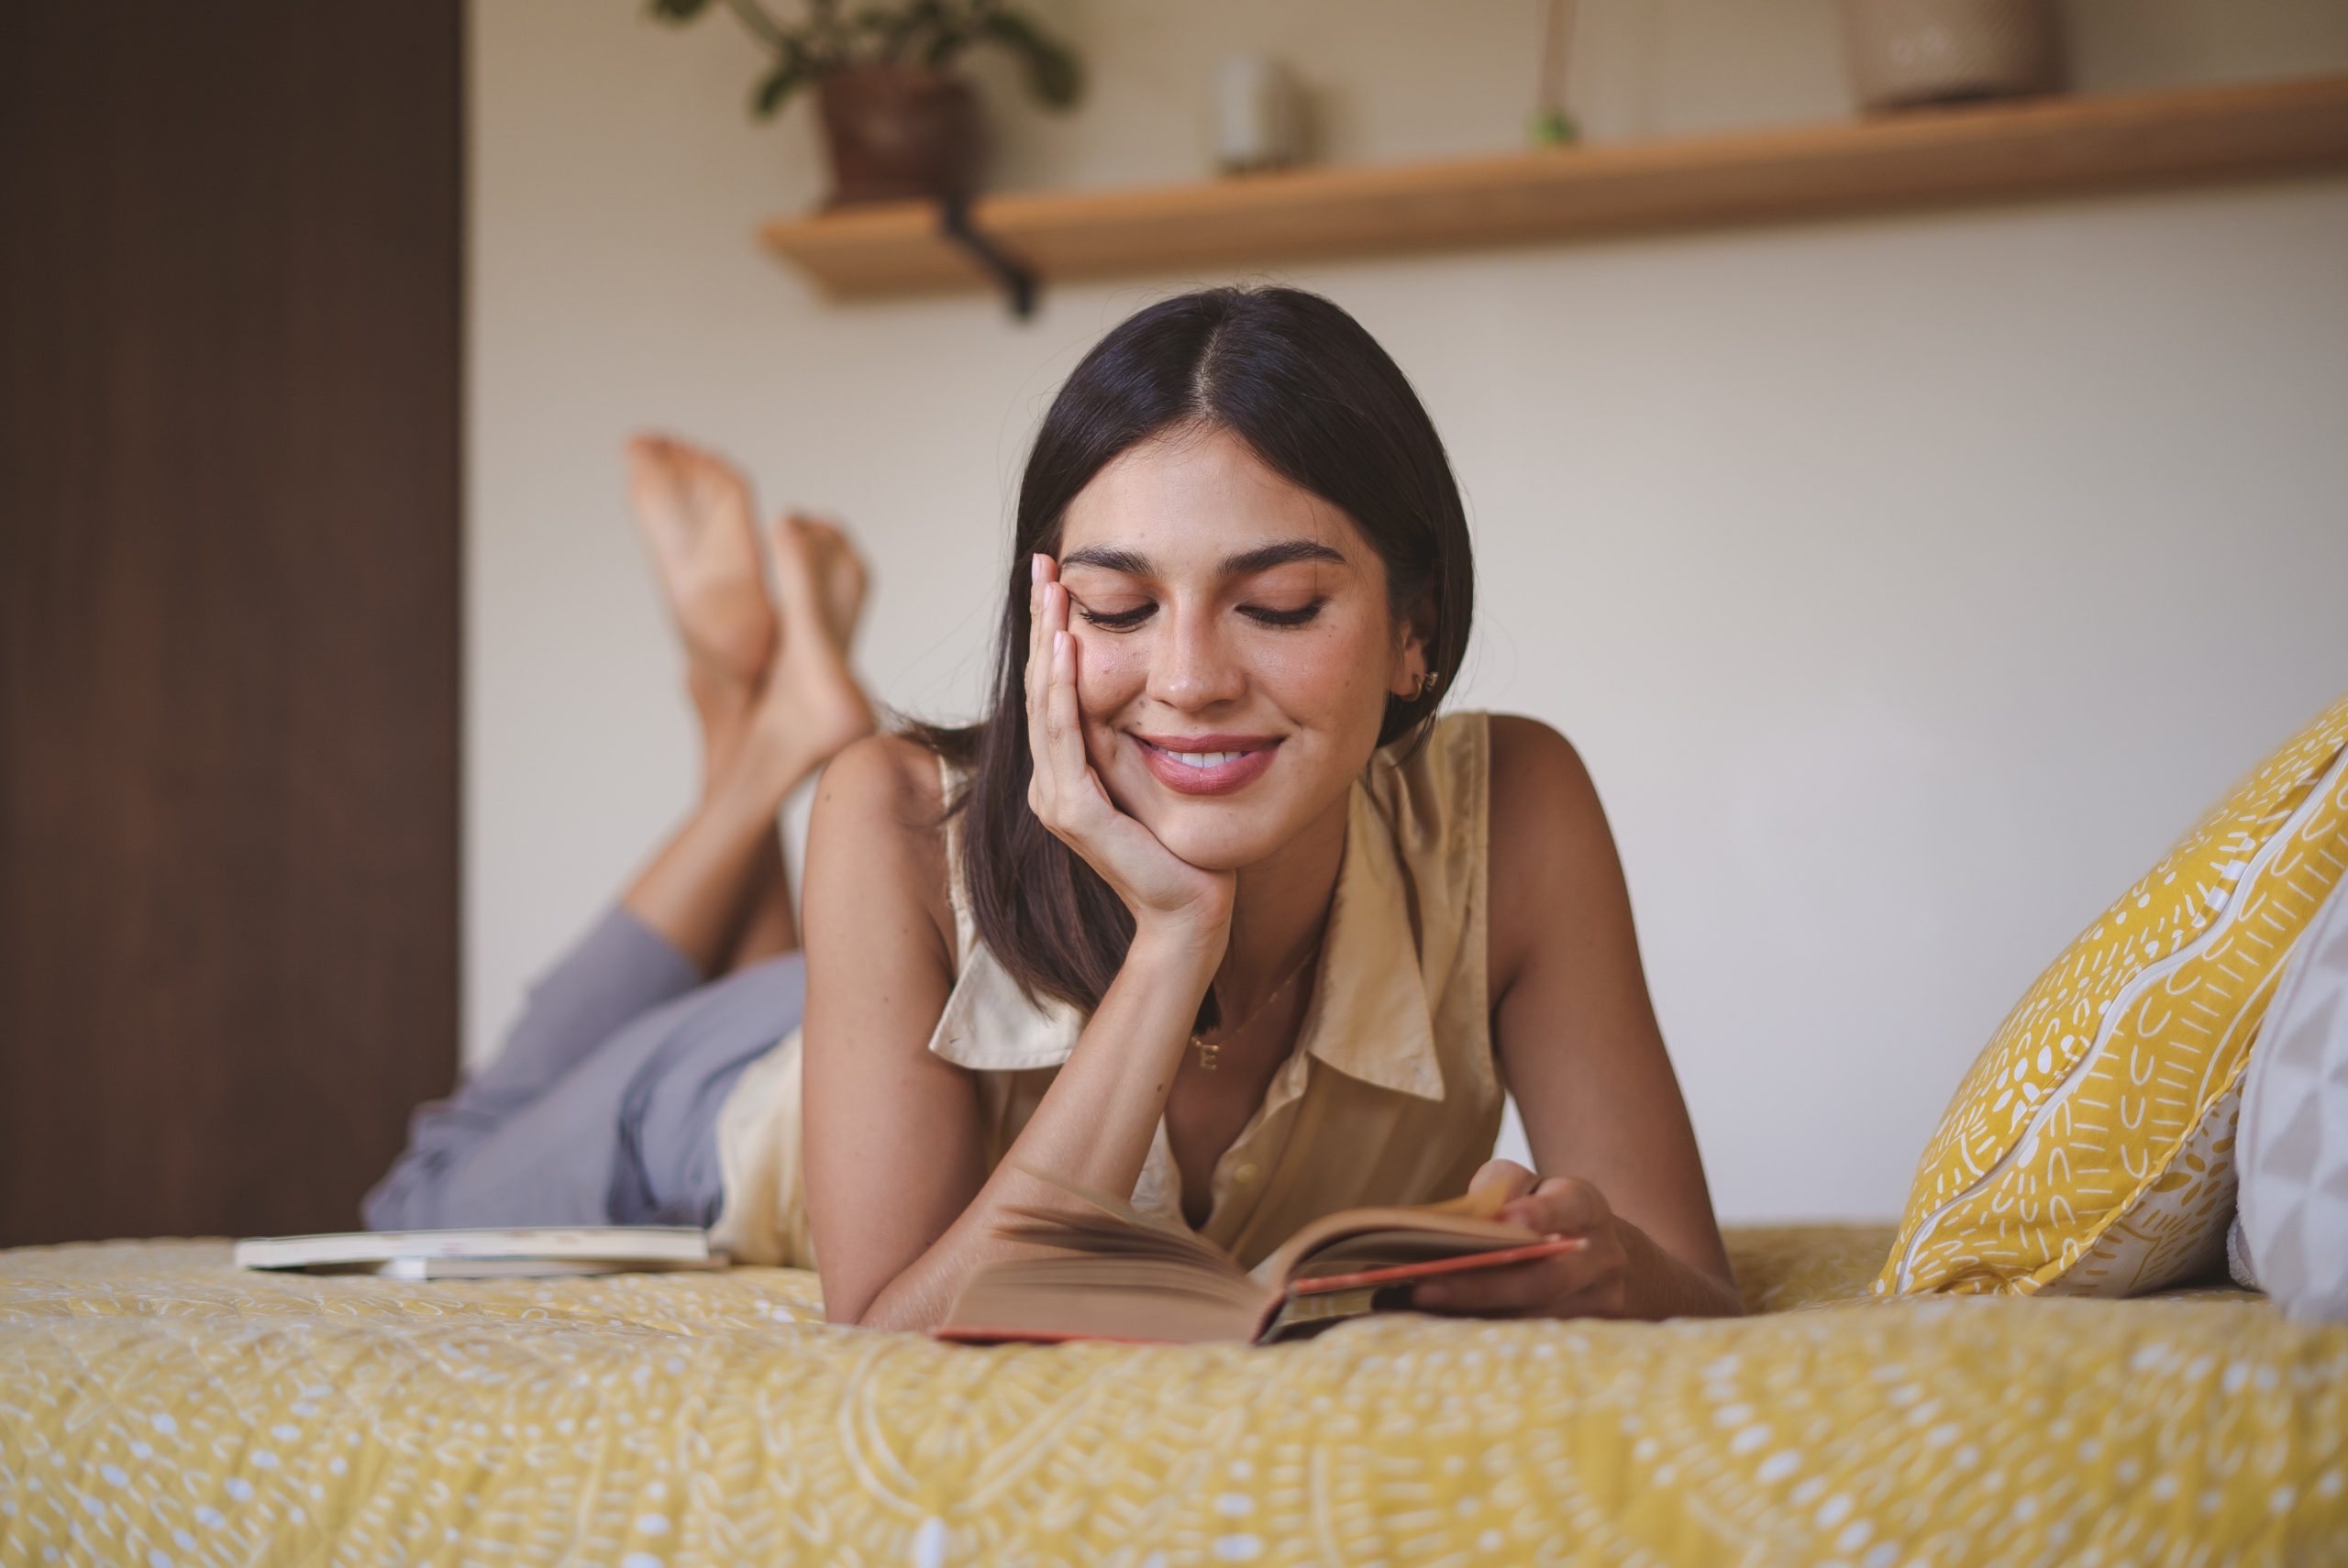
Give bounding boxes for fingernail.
[1031,554,1046,583]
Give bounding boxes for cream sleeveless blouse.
[709,710,1502,1272]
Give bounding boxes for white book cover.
[233,1226,719,1274]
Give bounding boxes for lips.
[1132,733,1282,796]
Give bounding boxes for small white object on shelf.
[1213,53,1302,174]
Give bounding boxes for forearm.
[1616,1218,1743,1320]
[853,923,1222,1331]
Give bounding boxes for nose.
[1146,601,1246,711]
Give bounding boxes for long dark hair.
[915,286,1474,1022]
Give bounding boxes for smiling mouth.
[1148,744,1257,768]
[1131,734,1282,796]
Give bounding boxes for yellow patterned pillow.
[1880,691,2348,1297]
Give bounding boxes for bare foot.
[792,515,869,651]
[753,511,875,763]
[624,435,776,691]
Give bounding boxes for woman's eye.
[1072,598,1324,630]
[1074,602,1154,631]
[1241,601,1324,628]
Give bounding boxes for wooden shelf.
[761,73,2348,303]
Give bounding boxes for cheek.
[1262,621,1394,723]
[1072,634,1146,717]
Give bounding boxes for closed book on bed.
[233,1226,722,1276]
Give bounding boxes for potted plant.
[650,0,1082,207]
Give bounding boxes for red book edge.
[931,1326,1176,1346]
[1285,1233,1587,1296]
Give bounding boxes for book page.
[936,1257,1268,1344]
[997,1165,1249,1280]
[1246,1193,1530,1289]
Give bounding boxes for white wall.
[469,0,2348,1222]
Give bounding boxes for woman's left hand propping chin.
[1410,1159,1630,1320]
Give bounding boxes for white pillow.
[2229,873,2348,1320]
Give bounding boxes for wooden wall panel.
[0,1,460,1244]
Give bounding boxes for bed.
[3,1226,2342,1565]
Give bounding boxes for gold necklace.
[1190,941,1321,1073]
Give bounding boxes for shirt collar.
[926,776,1447,1103]
[1292,780,1445,1099]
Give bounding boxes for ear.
[1387,592,1437,699]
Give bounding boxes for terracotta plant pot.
[1839,0,2066,114]
[815,65,984,207]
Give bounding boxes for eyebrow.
[1058,539,1349,578]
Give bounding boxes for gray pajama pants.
[363,909,803,1231]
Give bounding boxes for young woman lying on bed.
[369,286,1740,1329]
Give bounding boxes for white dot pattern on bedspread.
[1,1231,2342,1565]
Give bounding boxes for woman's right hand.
[1026,554,1236,948]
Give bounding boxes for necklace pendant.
[1191,1032,1221,1072]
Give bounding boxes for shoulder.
[1375,711,1593,848]
[821,729,948,817]
[1487,712,1600,830]
[807,731,956,967]
[1482,714,1623,981]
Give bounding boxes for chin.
[1095,727,1362,871]
[1140,804,1290,872]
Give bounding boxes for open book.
[934,1172,1580,1344]
[232,1226,723,1280]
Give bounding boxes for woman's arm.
[803,763,1220,1328]
[803,562,1234,1330]
[1415,714,1739,1321]
[800,739,1220,1329]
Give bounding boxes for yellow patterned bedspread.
[3,1227,2342,1566]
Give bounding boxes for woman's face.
[1051,424,1427,871]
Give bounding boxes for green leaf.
[1030,43,1080,109]
[752,58,811,116]
[979,9,1082,109]
[891,0,948,60]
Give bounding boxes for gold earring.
[1412,668,1439,701]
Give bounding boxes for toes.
[796,517,867,580]
[624,434,668,485]
[682,448,753,509]
[625,433,683,482]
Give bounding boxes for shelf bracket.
[937,197,1037,319]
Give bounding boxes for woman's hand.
[1410,1159,1631,1319]
[1026,555,1236,945]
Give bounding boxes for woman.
[373,286,1739,1331]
